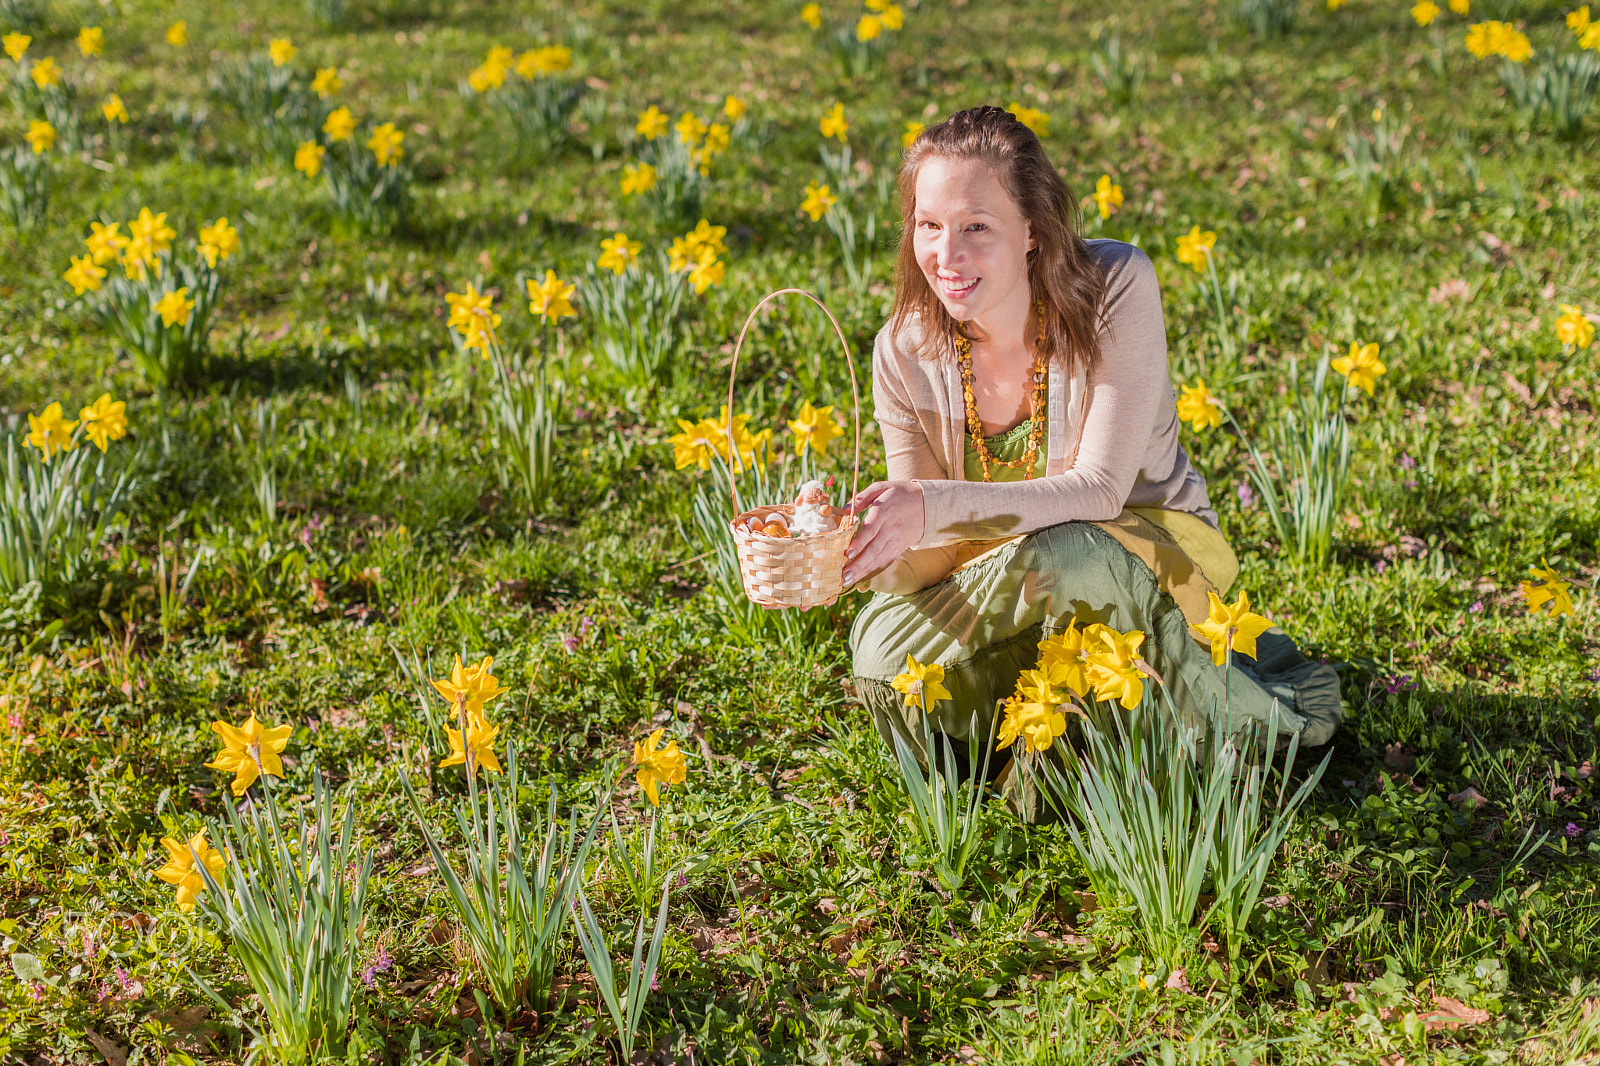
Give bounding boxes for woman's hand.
[842,480,924,586]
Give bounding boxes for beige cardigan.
[865,239,1216,595]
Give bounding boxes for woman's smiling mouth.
[939,274,979,298]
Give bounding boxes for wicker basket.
[724,289,862,610]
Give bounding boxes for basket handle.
[722,288,862,519]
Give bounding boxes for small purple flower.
[1403,479,1418,489]
[116,965,135,994]
[677,871,689,889]
[361,945,392,989]
[579,616,595,635]
[1398,453,1417,470]
[650,973,660,992]
[26,981,45,1002]
[561,634,580,653]
[1236,482,1256,509]
[1587,666,1600,683]
[1375,560,1388,575]
[1566,823,1582,839]
[1469,600,1484,614]
[1383,674,1417,695]
[6,713,20,730]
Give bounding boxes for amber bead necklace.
[956,303,1049,482]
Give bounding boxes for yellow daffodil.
[1580,22,1600,48]
[430,653,511,717]
[702,122,730,156]
[788,401,845,459]
[880,4,905,29]
[1176,379,1223,432]
[688,256,724,294]
[619,161,657,196]
[267,37,296,66]
[1466,20,1532,61]
[122,240,160,280]
[1464,21,1495,55]
[521,45,573,78]
[62,255,106,295]
[154,288,195,329]
[367,122,404,166]
[635,105,669,140]
[24,120,54,154]
[633,728,687,806]
[466,64,496,93]
[597,232,642,274]
[25,402,77,459]
[890,653,951,714]
[1412,0,1441,25]
[723,94,747,121]
[323,106,356,142]
[819,102,848,142]
[856,14,883,40]
[78,394,127,451]
[440,711,503,776]
[1084,625,1152,710]
[198,217,239,268]
[1570,5,1590,31]
[85,221,127,265]
[527,269,576,320]
[206,713,293,795]
[681,218,728,262]
[77,26,103,58]
[129,208,176,256]
[1521,562,1576,618]
[1498,25,1533,61]
[1092,175,1123,220]
[155,831,226,911]
[444,285,502,354]
[3,32,29,62]
[801,3,822,29]
[1449,0,1469,13]
[668,419,719,470]
[801,181,836,222]
[294,140,325,177]
[1328,0,1345,9]
[1331,341,1386,395]
[1555,304,1594,349]
[1176,225,1217,273]
[995,668,1075,753]
[1193,590,1273,666]
[675,111,708,147]
[706,406,766,471]
[30,56,61,89]
[1036,621,1094,698]
[311,67,341,97]
[166,21,187,47]
[902,120,925,147]
[1008,102,1050,137]
[102,93,128,123]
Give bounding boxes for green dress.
[849,412,1342,822]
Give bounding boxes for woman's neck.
[959,286,1036,357]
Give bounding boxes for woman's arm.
[914,245,1172,547]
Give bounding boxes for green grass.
[2,0,1598,1062]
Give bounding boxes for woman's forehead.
[913,156,1018,215]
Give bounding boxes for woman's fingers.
[841,480,924,586]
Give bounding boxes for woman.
[838,106,1339,816]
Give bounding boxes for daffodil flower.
[819,102,848,142]
[891,654,951,714]
[1331,341,1386,395]
[1193,591,1273,666]
[788,401,845,459]
[1521,562,1577,618]
[155,831,226,911]
[800,182,836,222]
[1084,625,1152,710]
[430,654,511,717]
[632,728,688,806]
[527,270,576,320]
[25,403,77,460]
[440,710,503,777]
[1175,225,1217,273]
[1176,380,1223,432]
[205,713,293,795]
[78,394,127,451]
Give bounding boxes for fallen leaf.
[1422,995,1490,1030]
[1165,968,1192,994]
[1448,786,1488,807]
[83,1029,127,1066]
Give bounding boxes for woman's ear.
[1026,219,1037,252]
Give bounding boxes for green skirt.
[850,521,1342,821]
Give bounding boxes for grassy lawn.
[2,0,1598,1062]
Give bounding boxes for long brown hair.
[891,105,1109,372]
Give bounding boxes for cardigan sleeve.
[914,244,1176,547]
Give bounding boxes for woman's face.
[912,155,1034,333]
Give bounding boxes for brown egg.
[762,522,789,537]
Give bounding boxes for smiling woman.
[835,106,1341,815]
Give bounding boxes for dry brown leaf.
[83,1029,127,1066]
[1422,995,1490,1030]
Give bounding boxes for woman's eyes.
[917,221,988,232]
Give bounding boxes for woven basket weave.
[724,289,862,610]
